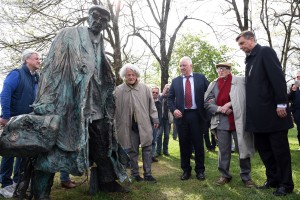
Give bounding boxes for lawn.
[3,127,300,200]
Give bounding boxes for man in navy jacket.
[168,56,209,181]
[0,49,40,198]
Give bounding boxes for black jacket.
[244,44,293,132]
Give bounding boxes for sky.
[0,0,296,85]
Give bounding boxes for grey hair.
[22,49,39,63]
[180,56,192,65]
[119,63,141,79]
[236,30,256,42]
[151,85,160,92]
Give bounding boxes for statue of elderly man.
[31,5,128,199]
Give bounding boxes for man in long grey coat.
[115,63,159,183]
[204,62,255,187]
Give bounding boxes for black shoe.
[144,175,157,183]
[273,187,292,196]
[257,181,277,189]
[196,172,205,181]
[152,157,159,162]
[133,175,144,182]
[180,172,191,180]
[163,152,170,156]
[99,181,130,193]
[206,148,215,152]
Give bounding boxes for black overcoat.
[245,44,293,132]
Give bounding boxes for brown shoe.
[243,179,256,188]
[61,180,76,189]
[215,177,230,185]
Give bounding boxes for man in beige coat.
[115,63,159,183]
[204,62,255,187]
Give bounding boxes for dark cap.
[88,5,110,21]
[216,62,232,69]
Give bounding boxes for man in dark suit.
[236,31,294,196]
[168,56,209,181]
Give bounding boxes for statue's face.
[88,10,109,34]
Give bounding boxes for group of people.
[0,4,295,199]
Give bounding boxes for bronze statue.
[27,5,128,199]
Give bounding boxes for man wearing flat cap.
[29,5,128,199]
[204,62,255,188]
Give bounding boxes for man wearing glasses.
[204,62,255,188]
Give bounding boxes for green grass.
[3,127,300,200]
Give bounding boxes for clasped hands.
[0,118,8,127]
[217,102,232,115]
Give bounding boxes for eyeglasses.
[152,92,158,94]
[216,67,230,71]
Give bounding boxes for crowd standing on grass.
[0,6,297,199]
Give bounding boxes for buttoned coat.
[167,73,209,125]
[245,44,293,132]
[115,82,158,149]
[204,76,255,158]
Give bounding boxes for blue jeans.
[156,119,170,154]
[151,126,161,157]
[60,171,71,183]
[0,156,21,188]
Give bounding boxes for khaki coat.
[115,82,158,149]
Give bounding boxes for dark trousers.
[254,130,294,191]
[293,110,300,146]
[203,122,216,150]
[0,156,21,187]
[177,110,205,174]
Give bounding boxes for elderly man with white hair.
[0,49,40,198]
[115,63,159,183]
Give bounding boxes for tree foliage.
[0,0,137,85]
[171,34,234,82]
